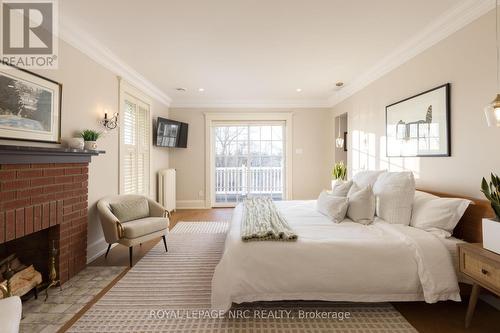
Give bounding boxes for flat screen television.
[155,117,188,148]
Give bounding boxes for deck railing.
[215,166,283,195]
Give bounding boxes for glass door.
[213,123,285,206]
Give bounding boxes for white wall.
[168,108,333,207]
[331,10,500,198]
[0,40,169,261]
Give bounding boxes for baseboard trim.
[176,200,207,209]
[87,237,117,264]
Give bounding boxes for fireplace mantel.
[0,144,105,164]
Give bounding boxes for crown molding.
[170,99,331,109]
[328,0,495,107]
[59,19,172,107]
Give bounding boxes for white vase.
[482,218,500,254]
[84,141,98,150]
[67,137,84,150]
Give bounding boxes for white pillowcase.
[352,170,386,188]
[346,185,375,225]
[331,180,353,197]
[410,191,472,238]
[317,191,349,223]
[373,172,415,225]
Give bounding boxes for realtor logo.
[1,0,58,68]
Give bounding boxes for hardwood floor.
[89,208,500,333]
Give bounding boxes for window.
[205,113,293,208]
[214,123,285,205]
[120,83,151,196]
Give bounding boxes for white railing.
[215,166,283,195]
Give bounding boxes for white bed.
[211,200,462,311]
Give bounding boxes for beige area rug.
[67,221,417,332]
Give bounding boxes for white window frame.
[205,112,293,208]
[119,80,152,197]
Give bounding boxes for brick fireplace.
[0,145,103,284]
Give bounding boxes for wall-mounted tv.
[155,117,188,148]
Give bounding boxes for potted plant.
[481,173,500,254]
[331,161,347,189]
[80,129,102,150]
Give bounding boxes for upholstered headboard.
[419,189,495,243]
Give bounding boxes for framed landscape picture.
[386,83,450,157]
[0,62,62,143]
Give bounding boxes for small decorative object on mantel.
[0,61,62,143]
[66,137,84,150]
[99,109,119,130]
[331,161,347,189]
[80,129,102,150]
[484,0,500,128]
[386,83,450,157]
[481,173,500,254]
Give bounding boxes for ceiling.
[61,0,464,107]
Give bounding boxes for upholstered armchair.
[97,195,170,267]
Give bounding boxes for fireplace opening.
[0,225,59,299]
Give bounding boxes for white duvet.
[211,200,461,311]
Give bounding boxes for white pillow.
[410,191,472,238]
[373,172,415,225]
[347,185,375,225]
[352,170,386,188]
[331,180,353,197]
[316,191,349,223]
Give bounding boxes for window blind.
[120,92,150,196]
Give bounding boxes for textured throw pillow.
[317,191,349,223]
[352,170,386,188]
[373,172,415,225]
[410,191,472,237]
[347,185,375,225]
[110,198,150,223]
[331,180,353,197]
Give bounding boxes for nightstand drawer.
[462,251,500,291]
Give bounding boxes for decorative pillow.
[410,191,472,238]
[317,191,349,223]
[110,198,150,223]
[331,180,353,197]
[347,185,375,225]
[373,172,415,225]
[352,170,386,188]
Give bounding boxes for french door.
[212,122,285,207]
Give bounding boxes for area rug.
[67,221,417,332]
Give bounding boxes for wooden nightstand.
[458,243,500,328]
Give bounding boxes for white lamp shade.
[335,137,344,148]
[485,104,500,127]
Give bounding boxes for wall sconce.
[99,110,119,130]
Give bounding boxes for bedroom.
[0,0,499,332]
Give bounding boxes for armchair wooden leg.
[105,244,112,258]
[162,235,168,253]
[129,246,133,267]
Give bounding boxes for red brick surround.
[0,163,89,283]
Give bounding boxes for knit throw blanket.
[241,197,298,242]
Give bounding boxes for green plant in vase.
[79,129,102,150]
[481,173,500,220]
[332,161,347,181]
